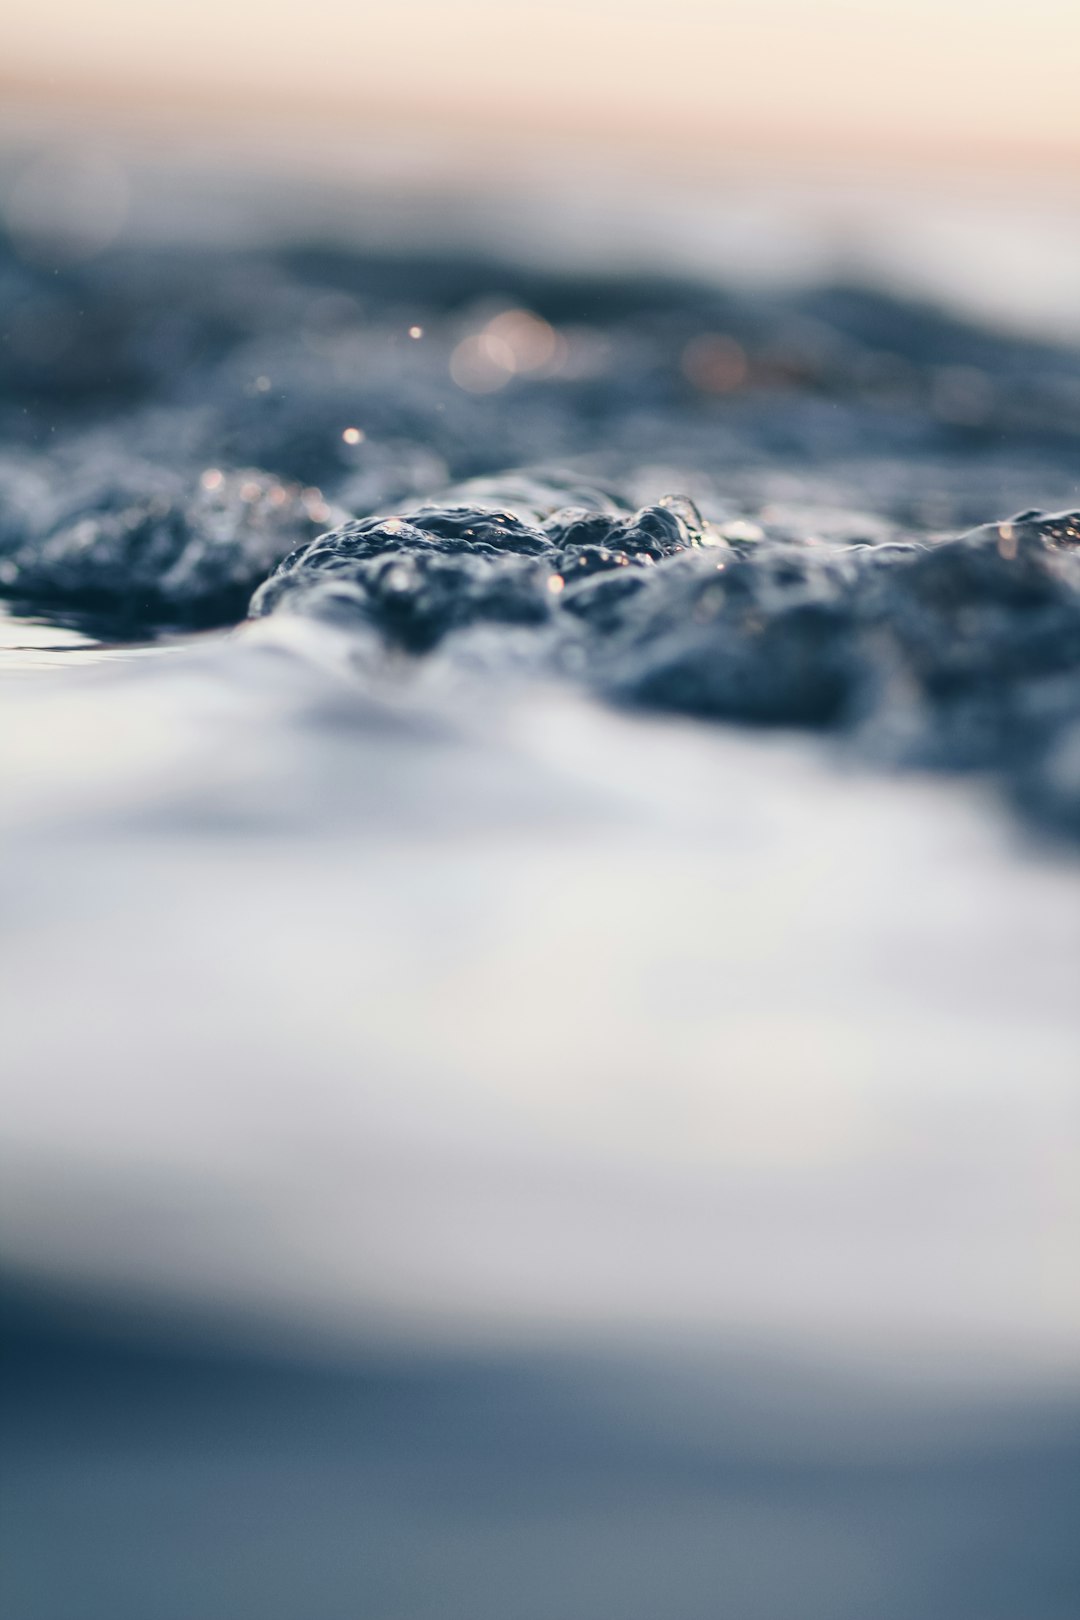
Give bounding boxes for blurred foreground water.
[1,146,1078,1618]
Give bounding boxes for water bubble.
[449,332,517,393]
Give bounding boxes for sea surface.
[1,152,1079,1618]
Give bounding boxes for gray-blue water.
[1,160,1079,1619]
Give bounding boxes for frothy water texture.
[1,184,1079,1620]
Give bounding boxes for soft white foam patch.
[1,632,1077,1384]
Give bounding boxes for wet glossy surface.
[1,193,1079,1620]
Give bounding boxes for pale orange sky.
[4,0,1080,176]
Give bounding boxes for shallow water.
[1,175,1079,1618]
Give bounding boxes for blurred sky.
[4,0,1079,177]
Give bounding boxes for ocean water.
[1,159,1079,1618]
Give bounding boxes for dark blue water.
[4,1275,1079,1620]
